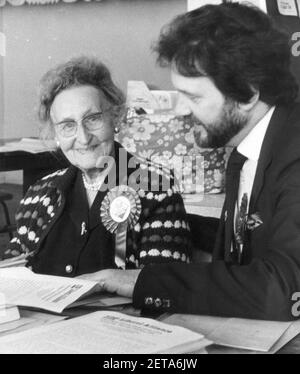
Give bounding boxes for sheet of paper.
[19,309,68,324]
[0,310,67,338]
[207,318,291,352]
[163,314,227,337]
[297,0,300,17]
[209,319,300,354]
[69,293,132,308]
[163,314,291,352]
[0,318,33,335]
[0,267,98,313]
[0,311,210,354]
[269,319,300,353]
[0,305,20,325]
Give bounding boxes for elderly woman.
[4,56,191,276]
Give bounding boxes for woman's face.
[50,85,115,172]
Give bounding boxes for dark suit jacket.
[133,103,300,321]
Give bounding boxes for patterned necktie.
[223,148,247,260]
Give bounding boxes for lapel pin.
[246,212,263,231]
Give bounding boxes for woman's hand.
[77,269,141,298]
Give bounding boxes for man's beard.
[192,100,248,148]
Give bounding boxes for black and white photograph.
[0,0,300,358]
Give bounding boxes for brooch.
[100,185,141,233]
[236,210,263,244]
[235,193,263,248]
[234,193,263,264]
[245,212,263,231]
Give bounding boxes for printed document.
[0,267,99,313]
[0,311,211,354]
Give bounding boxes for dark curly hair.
[38,56,125,127]
[154,2,298,105]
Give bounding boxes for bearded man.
[80,3,300,321]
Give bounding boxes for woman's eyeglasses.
[54,111,108,138]
[54,105,128,138]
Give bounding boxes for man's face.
[171,69,248,148]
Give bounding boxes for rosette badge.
[100,185,141,233]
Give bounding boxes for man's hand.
[78,269,141,298]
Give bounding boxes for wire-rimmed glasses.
[54,104,128,138]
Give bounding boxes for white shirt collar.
[237,106,275,161]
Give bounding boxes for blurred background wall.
[0,0,186,139]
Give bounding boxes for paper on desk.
[163,314,291,352]
[0,305,20,325]
[0,310,67,338]
[269,318,300,353]
[206,319,300,354]
[70,293,132,308]
[0,267,98,313]
[20,309,68,324]
[0,318,33,335]
[208,318,291,352]
[0,311,210,354]
[163,314,226,337]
